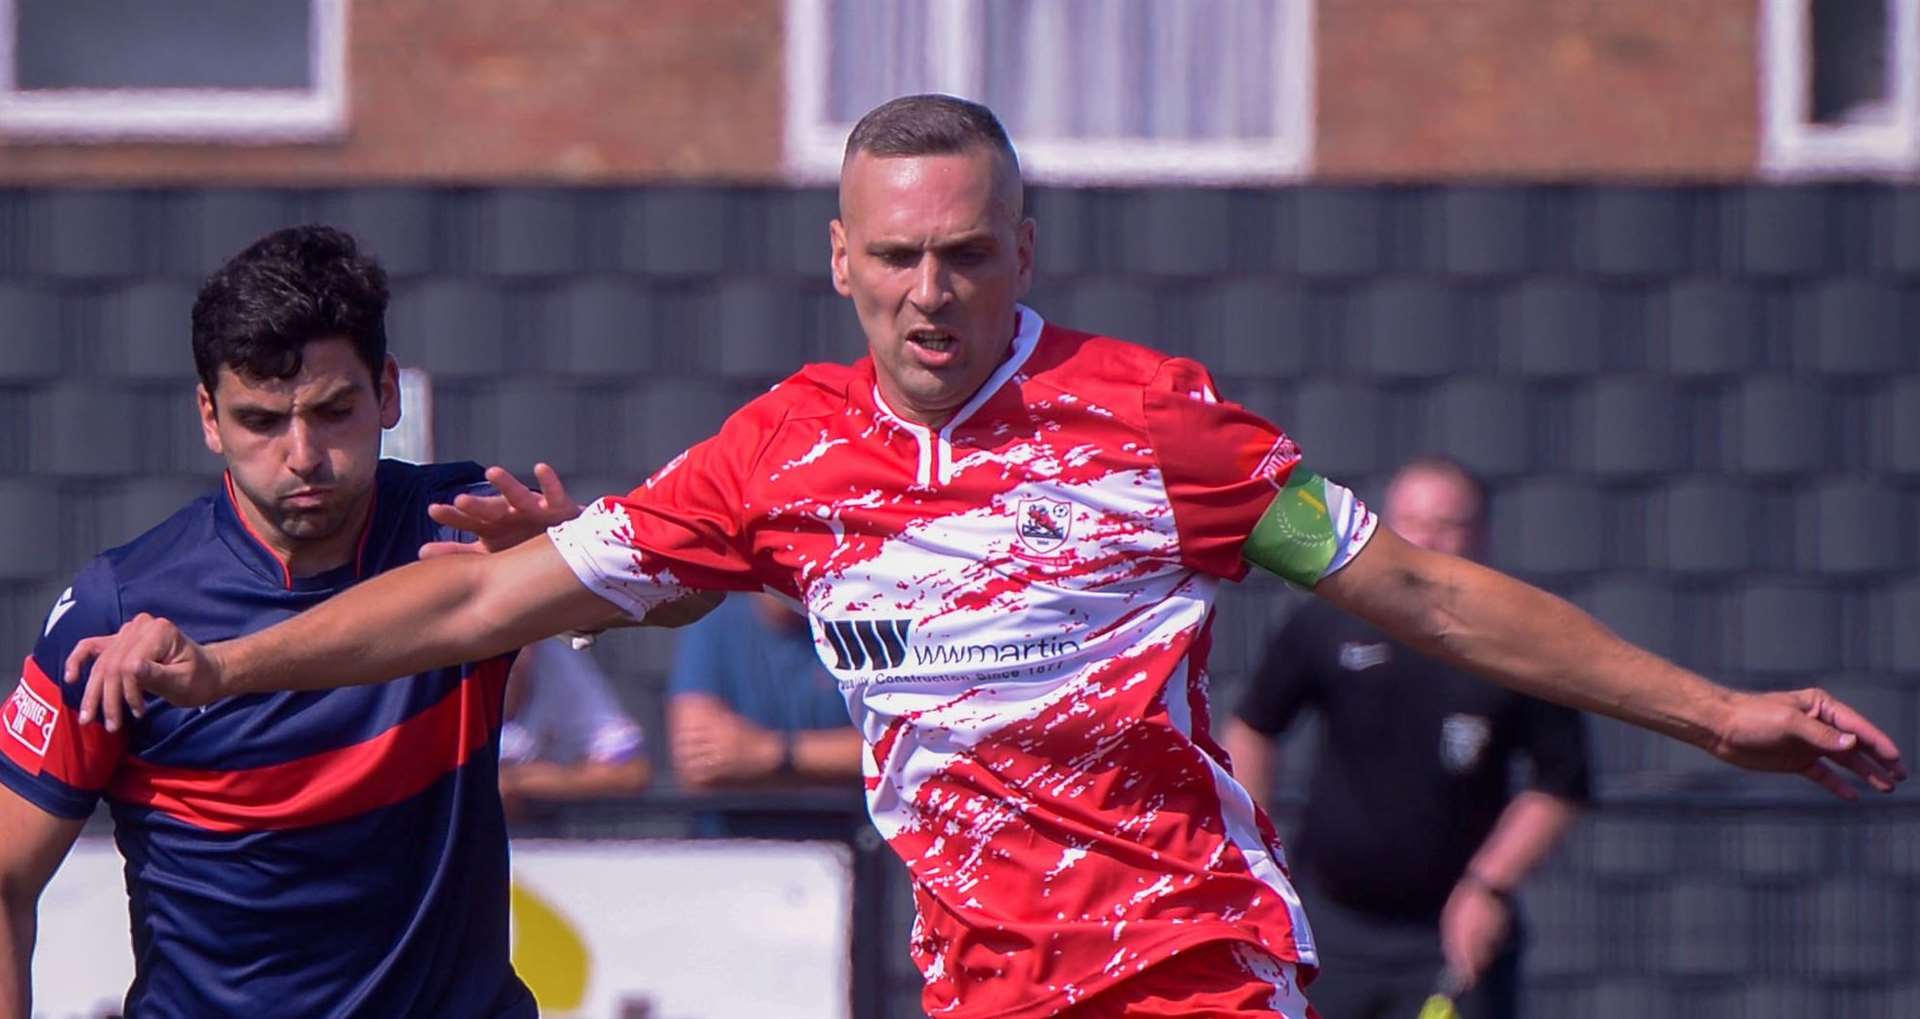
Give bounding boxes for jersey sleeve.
[1143,357,1375,583]
[0,560,129,819]
[548,400,781,621]
[1517,697,1595,805]
[1233,603,1323,737]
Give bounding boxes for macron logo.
[43,587,75,638]
[4,681,57,758]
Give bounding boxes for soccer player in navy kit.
[0,226,537,1018]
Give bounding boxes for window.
[786,0,1313,183]
[1762,0,1920,175]
[0,0,347,141]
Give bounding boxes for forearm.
[1462,791,1582,892]
[1321,535,1734,751]
[502,759,651,800]
[218,537,619,696]
[1220,720,1276,808]
[0,896,33,1019]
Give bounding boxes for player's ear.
[197,383,225,456]
[377,355,402,430]
[1014,217,1036,299]
[829,219,852,297]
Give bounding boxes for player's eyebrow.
[866,229,996,257]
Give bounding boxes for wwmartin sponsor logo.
[820,617,1084,674]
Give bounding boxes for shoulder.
[1025,324,1186,388]
[748,363,859,423]
[1020,322,1224,419]
[685,365,859,471]
[94,486,222,585]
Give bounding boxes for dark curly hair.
[191,225,389,404]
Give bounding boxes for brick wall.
[0,0,785,184]
[1316,0,1760,179]
[0,0,1797,183]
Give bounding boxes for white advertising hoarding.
[33,838,853,1019]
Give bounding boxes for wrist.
[207,641,240,699]
[1462,870,1517,909]
[774,730,797,775]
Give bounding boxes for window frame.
[783,0,1315,184]
[1761,0,1920,176]
[0,0,348,142]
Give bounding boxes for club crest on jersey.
[1015,497,1072,554]
[3,680,56,758]
[1440,713,1491,774]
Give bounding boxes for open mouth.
[907,328,959,361]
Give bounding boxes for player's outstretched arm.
[1312,527,1906,800]
[0,787,85,1019]
[65,535,716,729]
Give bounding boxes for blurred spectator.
[668,593,864,790]
[1222,457,1592,1019]
[498,638,651,817]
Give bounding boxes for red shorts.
[1060,940,1319,1018]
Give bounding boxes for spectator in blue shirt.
[667,594,863,791]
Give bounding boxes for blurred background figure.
[667,593,865,836]
[1224,457,1592,1019]
[499,637,651,819]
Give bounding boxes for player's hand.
[421,463,582,558]
[1439,877,1510,990]
[1709,687,1907,800]
[63,613,226,732]
[672,705,782,788]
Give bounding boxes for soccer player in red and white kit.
[69,95,1905,1018]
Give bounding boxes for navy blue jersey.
[0,460,535,1019]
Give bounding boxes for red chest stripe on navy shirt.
[106,659,508,832]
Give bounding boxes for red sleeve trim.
[3,656,124,789]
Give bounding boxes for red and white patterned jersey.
[550,307,1376,1017]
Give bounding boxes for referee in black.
[1224,456,1592,1019]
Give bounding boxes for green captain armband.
[1244,468,1353,588]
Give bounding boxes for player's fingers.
[1807,693,1906,781]
[450,493,512,525]
[99,657,127,733]
[1831,745,1901,793]
[64,635,110,685]
[1786,708,1857,758]
[77,651,109,726]
[121,669,146,720]
[425,503,490,531]
[485,466,543,514]
[87,615,146,730]
[532,462,577,512]
[1801,759,1860,802]
[417,539,484,560]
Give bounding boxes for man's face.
[1384,469,1485,559]
[831,146,1035,427]
[199,337,399,554]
